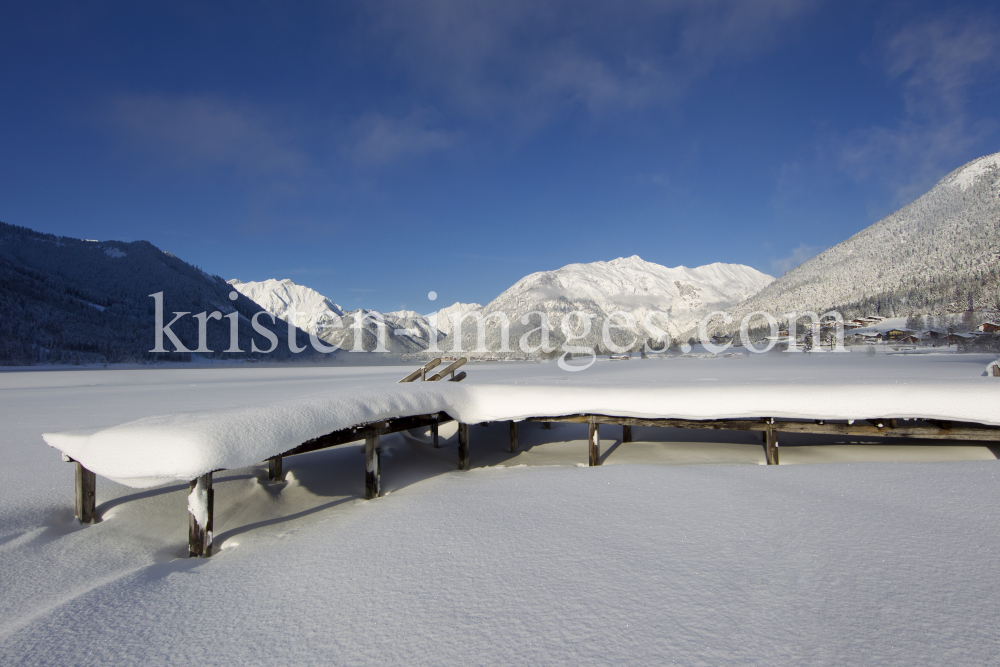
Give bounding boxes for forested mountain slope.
[0,222,307,364]
[713,151,1000,334]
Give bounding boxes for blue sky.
[2,1,998,313]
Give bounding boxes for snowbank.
[44,374,1000,488]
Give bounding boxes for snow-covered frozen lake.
[2,354,999,664]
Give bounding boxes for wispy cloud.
[839,14,1000,203]
[361,0,817,130]
[771,243,820,276]
[107,3,818,175]
[110,94,309,177]
[348,110,456,166]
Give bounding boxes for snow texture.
[43,354,1000,487]
[3,361,1000,665]
[187,477,209,528]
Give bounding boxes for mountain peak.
[608,255,646,266]
[943,150,1000,191]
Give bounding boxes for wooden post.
[188,473,214,558]
[267,455,283,482]
[623,425,632,443]
[74,462,96,524]
[509,421,518,453]
[365,432,381,499]
[458,422,470,470]
[589,419,601,466]
[764,423,779,465]
[993,362,1000,377]
[431,419,440,448]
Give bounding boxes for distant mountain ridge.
[232,258,772,356]
[706,150,1000,336]
[447,256,773,354]
[228,258,772,356]
[229,277,482,354]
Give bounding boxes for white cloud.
[359,0,817,130]
[839,14,1000,203]
[771,243,820,276]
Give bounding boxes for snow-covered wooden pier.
[45,356,1000,557]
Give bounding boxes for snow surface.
[42,353,1000,488]
[945,150,1000,191]
[3,358,1000,664]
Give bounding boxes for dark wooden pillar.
[589,419,601,466]
[509,421,518,453]
[365,432,381,499]
[764,423,779,465]
[431,418,440,448]
[458,423,470,470]
[74,462,96,524]
[188,473,214,558]
[267,455,283,482]
[622,425,632,443]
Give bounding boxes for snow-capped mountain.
[426,302,483,337]
[710,150,1000,335]
[228,277,484,353]
[232,259,771,357]
[445,256,773,354]
[326,303,483,353]
[228,278,345,335]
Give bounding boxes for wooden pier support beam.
[458,422,470,470]
[509,421,518,453]
[431,417,440,448]
[622,425,632,443]
[188,473,214,558]
[589,419,601,466]
[764,422,779,465]
[267,455,283,482]
[365,432,381,499]
[74,462,96,524]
